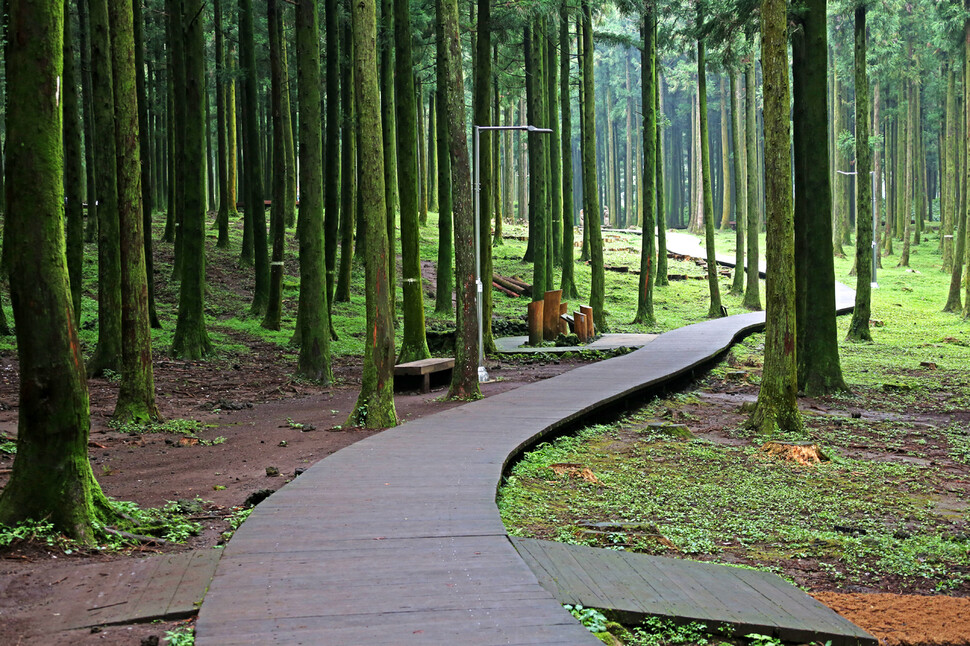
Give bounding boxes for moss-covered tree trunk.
[171,0,213,359]
[847,4,873,343]
[334,6,356,304]
[87,0,122,376]
[548,32,562,267]
[213,0,236,249]
[581,0,606,332]
[559,0,578,300]
[473,0,495,352]
[280,22,296,232]
[417,78,429,228]
[78,0,98,245]
[872,82,883,271]
[748,0,800,435]
[295,0,333,383]
[324,0,340,308]
[379,0,396,312]
[441,0,480,399]
[64,0,84,327]
[349,0,397,427]
[434,80,454,315]
[899,82,914,268]
[655,62,669,287]
[526,24,547,307]
[697,15,723,319]
[262,0,287,331]
[633,7,656,327]
[0,0,113,543]
[394,0,431,363]
[227,53,239,228]
[111,0,161,419]
[743,50,762,311]
[428,92,438,213]
[239,0,269,314]
[719,75,732,231]
[730,68,745,296]
[792,0,846,396]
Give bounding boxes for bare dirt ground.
[0,332,594,645]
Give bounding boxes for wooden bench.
[393,358,455,393]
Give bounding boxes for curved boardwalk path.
[197,236,856,645]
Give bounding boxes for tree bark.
[559,0,578,300]
[262,0,287,330]
[64,0,84,327]
[697,13,723,319]
[334,6,356,303]
[349,0,397,426]
[633,8,656,327]
[294,0,333,382]
[581,0,606,332]
[743,49,762,311]
[324,0,341,307]
[748,0,801,435]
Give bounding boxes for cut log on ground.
[492,281,519,298]
[493,274,526,295]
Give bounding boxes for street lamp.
[472,124,553,382]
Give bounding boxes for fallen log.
[493,274,525,295]
[492,281,519,298]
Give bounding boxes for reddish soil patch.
[813,592,970,646]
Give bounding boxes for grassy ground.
[499,225,970,644]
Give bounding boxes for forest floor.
[2,217,969,645]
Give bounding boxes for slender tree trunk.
[440,0,481,399]
[281,20,297,232]
[743,49,762,310]
[472,0,494,353]
[64,1,85,327]
[215,0,232,248]
[749,0,800,435]
[79,0,98,244]
[240,0,269,313]
[697,16,724,319]
[581,0,606,332]
[656,63,669,287]
[634,10,656,327]
[847,5,872,343]
[873,82,883,270]
[87,0,123,375]
[899,81,914,267]
[719,75,732,230]
[434,81,454,315]
[349,0,397,427]
[324,0,340,307]
[428,92,438,212]
[262,0,287,330]
[334,7,356,303]
[526,24,547,309]
[559,0,578,300]
[549,31,562,266]
[172,0,214,359]
[730,68,745,295]
[395,0,430,362]
[295,0,332,382]
[417,78,429,228]
[0,0,114,542]
[380,0,397,315]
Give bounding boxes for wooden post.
[527,300,544,345]
[558,303,569,335]
[574,311,588,342]
[543,290,562,341]
[580,305,594,338]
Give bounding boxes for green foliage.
[0,434,16,454]
[0,519,63,548]
[628,616,729,646]
[163,626,195,646]
[220,506,253,542]
[744,634,783,646]
[109,418,205,436]
[105,499,203,544]
[564,604,609,633]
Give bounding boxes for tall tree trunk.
[581,0,606,332]
[899,81,914,267]
[215,0,236,248]
[743,49,762,310]
[111,0,160,419]
[417,78,429,227]
[559,0,578,300]
[172,0,214,359]
[334,7,356,303]
[440,0,481,398]
[697,14,724,319]
[263,0,287,330]
[0,0,114,542]
[281,19,297,232]
[240,0,269,313]
[792,0,846,396]
[349,0,397,427]
[719,75,732,230]
[395,0,430,362]
[872,82,883,270]
[749,0,801,435]
[64,0,84,327]
[324,0,341,307]
[87,0,122,375]
[295,0,333,382]
[79,0,98,244]
[847,4,873,343]
[634,9,656,327]
[656,63,669,287]
[526,24,547,308]
[549,31,562,266]
[428,92,438,213]
[380,0,397,314]
[434,80,454,315]
[472,0,494,353]
[730,68,745,295]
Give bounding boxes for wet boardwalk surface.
[513,538,877,646]
[196,235,859,645]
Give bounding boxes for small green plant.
[164,626,195,646]
[746,633,783,646]
[629,616,726,645]
[101,368,121,384]
[221,507,253,542]
[199,436,226,446]
[0,434,16,454]
[0,519,63,548]
[109,418,204,436]
[563,604,608,633]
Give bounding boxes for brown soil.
[0,346,590,646]
[812,592,970,646]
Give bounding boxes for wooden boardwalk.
[196,238,859,645]
[513,538,876,646]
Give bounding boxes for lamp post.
[472,124,552,382]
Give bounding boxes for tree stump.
[527,301,543,346]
